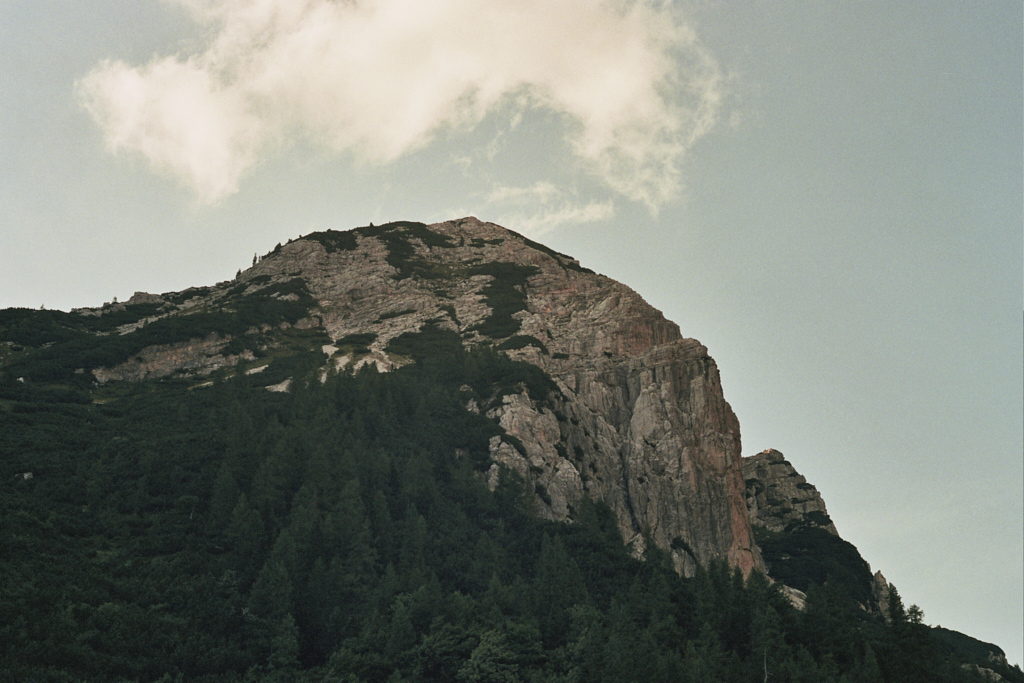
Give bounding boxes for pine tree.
[227,492,266,571]
[208,460,241,533]
[457,630,520,683]
[533,534,590,648]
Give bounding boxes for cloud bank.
[79,0,722,207]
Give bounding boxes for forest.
[1,319,1019,682]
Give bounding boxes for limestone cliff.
[742,448,838,535]
[743,448,890,616]
[86,217,763,576]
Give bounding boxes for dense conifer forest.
[1,319,1019,682]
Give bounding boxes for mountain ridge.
[2,217,1019,681]
[87,216,759,576]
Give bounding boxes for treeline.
[0,330,1017,682]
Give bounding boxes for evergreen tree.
[209,459,241,532]
[533,533,590,647]
[457,629,520,683]
[228,492,267,573]
[1,319,1011,682]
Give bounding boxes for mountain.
[267,217,758,576]
[742,448,1015,679]
[23,217,760,576]
[1,218,1019,681]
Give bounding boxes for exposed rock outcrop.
[961,663,1006,682]
[744,448,892,616]
[872,570,892,621]
[742,448,838,535]
[125,291,166,306]
[92,334,252,383]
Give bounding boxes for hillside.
[1,219,1018,682]
[4,217,758,576]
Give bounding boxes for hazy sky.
[2,0,1021,665]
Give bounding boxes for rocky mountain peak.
[7,218,1021,679]
[246,216,682,362]
[70,217,763,576]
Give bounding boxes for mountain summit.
[3,218,1018,681]
[95,217,761,576]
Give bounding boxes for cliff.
[81,217,762,575]
[742,448,838,535]
[743,447,892,617]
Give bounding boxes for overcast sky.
[2,0,1021,666]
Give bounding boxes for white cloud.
[485,182,615,236]
[486,182,563,206]
[79,56,265,203]
[79,0,722,207]
[502,200,616,237]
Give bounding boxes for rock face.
[742,448,838,535]
[92,335,252,383]
[89,217,763,576]
[743,448,889,615]
[872,570,892,621]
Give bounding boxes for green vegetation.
[517,233,594,274]
[358,221,454,250]
[268,223,454,273]
[304,229,358,253]
[0,302,1017,682]
[0,302,164,346]
[470,237,504,247]
[754,525,873,606]
[386,324,557,410]
[932,627,1013,673]
[244,329,331,388]
[805,509,834,528]
[165,286,214,304]
[270,226,565,342]
[357,222,456,279]
[439,304,460,326]
[335,332,377,355]
[378,308,417,321]
[0,279,317,384]
[467,262,539,339]
[497,335,549,354]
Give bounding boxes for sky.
[2,0,1021,666]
